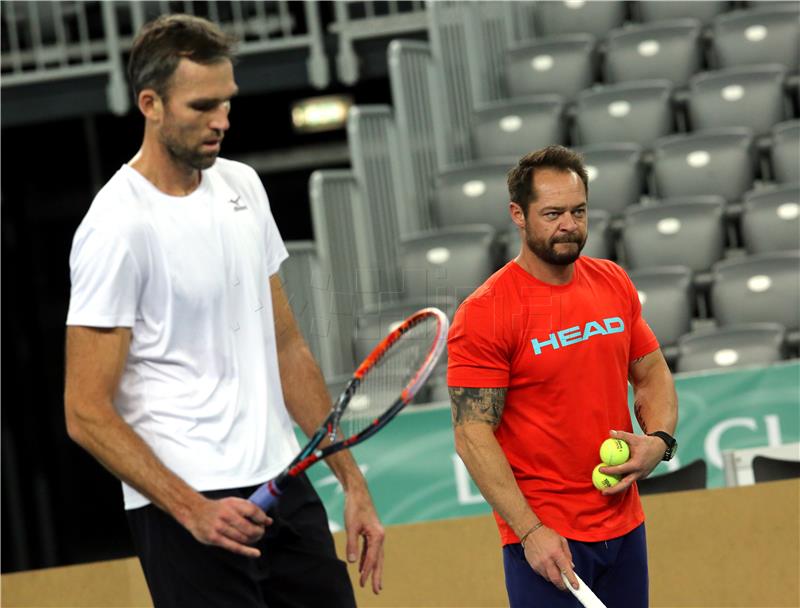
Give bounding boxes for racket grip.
[248,479,283,511]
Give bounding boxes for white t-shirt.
[67,158,300,509]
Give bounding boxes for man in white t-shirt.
[64,14,383,607]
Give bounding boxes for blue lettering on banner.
[531,317,625,357]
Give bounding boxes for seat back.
[576,80,674,147]
[676,323,787,373]
[605,19,702,87]
[741,185,800,254]
[505,34,596,100]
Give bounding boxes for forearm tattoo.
[449,387,507,427]
[634,400,647,433]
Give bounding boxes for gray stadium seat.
[505,34,596,100]
[398,225,498,304]
[741,185,800,254]
[579,143,645,216]
[652,128,756,204]
[710,252,800,333]
[712,7,800,71]
[434,161,513,232]
[575,80,674,147]
[581,209,615,260]
[772,120,800,184]
[605,20,703,87]
[472,96,566,160]
[637,459,707,495]
[630,266,694,362]
[676,323,787,373]
[637,0,728,24]
[688,65,788,135]
[534,0,626,38]
[353,297,458,363]
[622,199,726,272]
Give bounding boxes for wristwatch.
[647,431,678,461]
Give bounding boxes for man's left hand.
[599,429,665,496]
[343,487,385,594]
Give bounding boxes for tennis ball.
[599,438,630,466]
[592,464,620,490]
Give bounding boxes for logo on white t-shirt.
[229,195,248,211]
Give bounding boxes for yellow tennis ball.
[599,438,630,466]
[592,464,621,490]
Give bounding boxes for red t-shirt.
[447,257,659,544]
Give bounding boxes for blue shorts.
[502,523,648,608]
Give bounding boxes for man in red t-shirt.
[448,145,678,608]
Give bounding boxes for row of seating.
[507,6,799,99]
[437,125,798,232]
[475,68,796,158]
[581,185,799,265]
[528,1,795,41]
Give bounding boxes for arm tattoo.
[634,400,647,433]
[449,387,507,428]
[631,355,647,365]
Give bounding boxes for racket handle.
[248,479,283,511]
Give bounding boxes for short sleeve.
[621,268,660,361]
[447,296,511,388]
[66,222,142,328]
[245,167,288,276]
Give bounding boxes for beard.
[525,227,586,266]
[159,122,221,171]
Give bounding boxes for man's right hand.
[522,525,579,592]
[185,496,272,558]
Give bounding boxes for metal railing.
[1,1,330,113]
[331,0,428,85]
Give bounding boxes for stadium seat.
[575,80,674,147]
[622,199,726,272]
[534,0,626,38]
[710,251,800,333]
[398,225,498,304]
[652,128,756,204]
[741,185,800,254]
[579,143,645,216]
[688,65,788,135]
[353,297,458,363]
[605,19,703,87]
[581,209,615,260]
[637,459,707,495]
[472,96,566,160]
[629,266,694,362]
[637,0,728,24]
[771,120,800,184]
[712,7,800,71]
[752,455,800,483]
[434,161,513,232]
[676,323,787,373]
[505,34,596,100]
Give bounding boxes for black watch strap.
[648,431,677,461]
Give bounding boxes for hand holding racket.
[249,307,449,511]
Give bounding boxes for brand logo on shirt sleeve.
[530,317,624,356]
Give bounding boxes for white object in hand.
[561,571,607,608]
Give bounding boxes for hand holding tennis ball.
[592,438,631,491]
[592,464,620,490]
[599,438,630,466]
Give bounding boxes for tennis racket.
[249,307,449,511]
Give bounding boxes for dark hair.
[507,145,589,217]
[127,14,237,101]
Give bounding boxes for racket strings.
[340,316,439,438]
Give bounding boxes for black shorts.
[126,474,355,608]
